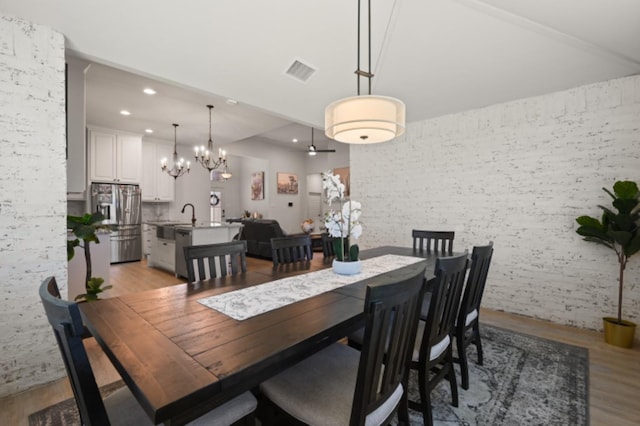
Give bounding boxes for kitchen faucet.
[181,203,196,226]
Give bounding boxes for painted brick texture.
[352,75,640,337]
[0,16,67,397]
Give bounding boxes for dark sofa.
[238,219,287,259]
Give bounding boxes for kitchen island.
[174,223,243,279]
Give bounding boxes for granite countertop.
[67,229,111,235]
[175,222,243,230]
[144,220,191,226]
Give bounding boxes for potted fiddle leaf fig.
[67,212,112,301]
[575,180,640,348]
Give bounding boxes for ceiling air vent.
[284,59,316,83]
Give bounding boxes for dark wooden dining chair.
[412,229,455,255]
[183,240,247,284]
[410,253,468,426]
[320,232,335,258]
[455,242,494,390]
[412,230,455,320]
[258,262,427,426]
[39,276,258,426]
[270,235,313,267]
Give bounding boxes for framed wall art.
[251,171,264,200]
[277,172,298,195]
[333,167,350,197]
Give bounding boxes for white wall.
[239,156,269,218]
[304,141,351,226]
[0,15,67,397]
[226,140,309,234]
[223,138,351,234]
[352,75,640,337]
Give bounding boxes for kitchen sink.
[156,223,192,240]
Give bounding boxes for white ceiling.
[3,0,640,150]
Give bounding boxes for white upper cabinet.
[89,127,142,184]
[141,140,175,202]
[66,58,90,195]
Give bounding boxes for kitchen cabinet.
[89,127,142,184]
[142,224,155,259]
[149,234,175,273]
[66,58,90,196]
[141,140,175,202]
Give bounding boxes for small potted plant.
[67,212,112,301]
[322,171,362,274]
[575,180,640,348]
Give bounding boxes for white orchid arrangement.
[322,171,362,261]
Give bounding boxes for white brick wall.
[0,16,67,397]
[352,75,640,338]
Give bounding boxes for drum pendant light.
[325,0,405,144]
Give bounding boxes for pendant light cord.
[357,0,361,96]
[208,105,213,143]
[356,0,373,96]
[173,123,179,160]
[367,0,372,95]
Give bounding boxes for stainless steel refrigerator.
[90,183,142,263]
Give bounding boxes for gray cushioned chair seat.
[411,320,451,362]
[260,343,402,426]
[105,385,257,426]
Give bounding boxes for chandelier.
[195,105,231,179]
[324,0,405,144]
[161,124,190,179]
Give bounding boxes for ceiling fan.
[308,127,336,156]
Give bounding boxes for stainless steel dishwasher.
[174,228,192,279]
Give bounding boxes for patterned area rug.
[28,380,124,426]
[29,325,588,426]
[403,325,589,425]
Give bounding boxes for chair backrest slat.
[39,277,110,426]
[350,262,427,425]
[270,235,313,267]
[321,232,335,258]
[419,253,468,362]
[411,230,454,255]
[184,241,248,283]
[458,242,494,326]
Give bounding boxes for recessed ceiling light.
[120,110,131,116]
[292,138,298,143]
[145,129,153,134]
[143,88,156,95]
[226,98,238,106]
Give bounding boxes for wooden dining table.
[79,246,446,425]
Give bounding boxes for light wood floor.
[2,258,639,425]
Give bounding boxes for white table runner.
[197,254,425,321]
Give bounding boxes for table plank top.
[80,246,446,424]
